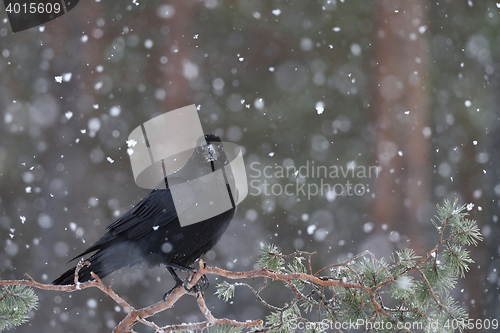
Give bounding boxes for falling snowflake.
[126,139,137,147]
[315,101,325,114]
[307,225,317,235]
[110,106,121,117]
[254,98,265,110]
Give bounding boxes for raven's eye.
[204,144,218,162]
[208,145,214,158]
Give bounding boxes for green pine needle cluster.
[256,244,285,271]
[215,281,236,302]
[0,285,38,331]
[262,304,302,333]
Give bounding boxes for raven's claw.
[183,281,201,295]
[164,264,209,300]
[200,274,209,290]
[183,274,209,297]
[163,279,182,301]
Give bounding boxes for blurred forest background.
[0,0,499,332]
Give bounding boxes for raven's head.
[165,134,237,214]
[193,134,228,166]
[170,134,230,183]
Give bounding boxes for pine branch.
[0,199,482,333]
[0,285,38,331]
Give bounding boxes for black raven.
[53,134,235,297]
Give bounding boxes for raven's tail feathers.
[52,242,141,285]
[52,251,118,285]
[52,261,97,285]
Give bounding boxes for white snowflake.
[126,139,137,147]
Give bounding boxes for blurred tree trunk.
[371,0,431,253]
[460,140,485,328]
[146,1,194,112]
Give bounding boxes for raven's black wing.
[54,187,182,285]
[71,187,179,260]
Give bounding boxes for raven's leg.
[167,266,183,284]
[163,267,184,301]
[183,261,209,294]
[163,264,210,300]
[198,261,209,290]
[166,263,194,272]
